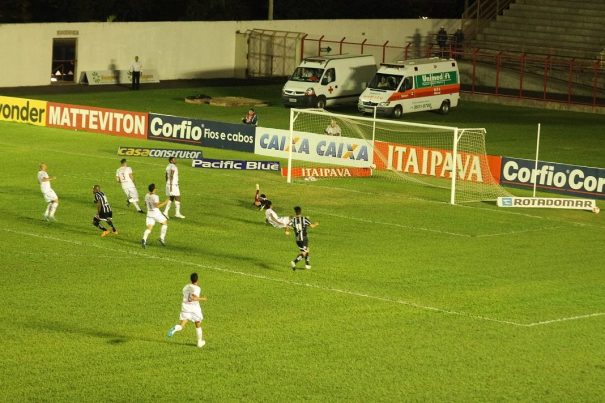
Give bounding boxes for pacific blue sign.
[500,157,605,199]
[192,158,279,171]
[147,113,255,152]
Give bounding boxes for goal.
[286,108,512,204]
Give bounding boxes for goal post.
[286,108,512,204]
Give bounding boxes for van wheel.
[316,96,327,109]
[439,101,450,115]
[392,105,403,119]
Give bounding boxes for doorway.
[51,38,77,83]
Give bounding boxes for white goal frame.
[287,108,501,205]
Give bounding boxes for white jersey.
[38,170,52,193]
[145,193,160,214]
[181,283,203,318]
[165,163,179,186]
[116,166,135,187]
[265,208,290,228]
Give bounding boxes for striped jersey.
[290,216,312,241]
[94,191,112,214]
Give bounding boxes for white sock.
[160,224,168,240]
[195,327,203,341]
[143,229,151,241]
[163,200,172,215]
[175,201,181,215]
[174,324,183,333]
[132,201,141,211]
[44,203,52,216]
[49,202,58,217]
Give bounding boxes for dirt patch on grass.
[185,95,268,107]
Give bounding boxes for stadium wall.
[0,19,459,88]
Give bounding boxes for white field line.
[473,225,567,238]
[2,228,602,328]
[308,210,472,238]
[307,208,569,239]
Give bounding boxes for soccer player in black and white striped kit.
[287,206,319,270]
[92,185,117,237]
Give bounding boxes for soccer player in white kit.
[37,163,59,221]
[163,157,185,219]
[116,158,143,213]
[167,272,207,348]
[264,200,290,229]
[141,183,169,248]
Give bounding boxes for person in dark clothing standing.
[130,56,142,90]
[437,27,448,58]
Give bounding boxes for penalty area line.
[3,228,603,328]
[308,209,471,238]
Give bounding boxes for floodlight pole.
[532,123,541,197]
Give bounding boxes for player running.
[167,272,207,348]
[286,206,319,271]
[142,183,169,248]
[115,158,143,213]
[92,185,117,237]
[37,162,59,222]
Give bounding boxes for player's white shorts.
[180,310,203,322]
[146,210,167,226]
[42,189,58,203]
[268,217,290,228]
[121,185,139,202]
[166,183,181,197]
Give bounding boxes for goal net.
[285,108,512,204]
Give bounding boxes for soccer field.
[1,84,604,401]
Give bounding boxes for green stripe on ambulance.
[414,71,458,88]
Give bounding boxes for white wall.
[0,19,460,88]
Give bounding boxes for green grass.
[0,85,604,401]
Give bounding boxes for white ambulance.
[358,57,460,118]
[282,54,376,109]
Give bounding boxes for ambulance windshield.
[368,73,403,91]
[290,67,325,83]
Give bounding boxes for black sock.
[305,255,310,265]
[107,219,117,231]
[294,255,303,263]
[93,217,106,231]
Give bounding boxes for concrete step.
[492,18,605,37]
[476,34,600,57]
[508,1,605,16]
[503,3,605,24]
[481,26,603,48]
[517,0,605,12]
[469,40,599,60]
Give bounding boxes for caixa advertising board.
[500,157,605,200]
[147,113,255,153]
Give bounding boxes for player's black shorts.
[296,239,308,252]
[98,211,113,220]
